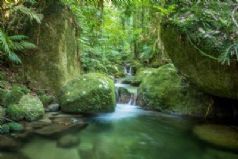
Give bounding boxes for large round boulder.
[160,27,238,99]
[138,64,213,117]
[6,95,45,121]
[59,73,116,113]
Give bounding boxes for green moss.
[8,122,24,132]
[23,2,80,94]
[160,26,238,99]
[135,67,157,84]
[138,64,213,117]
[0,124,10,134]
[6,104,25,121]
[59,73,116,113]
[194,124,238,150]
[3,85,30,107]
[36,90,55,106]
[6,95,45,121]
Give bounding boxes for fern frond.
[13,41,36,51]
[11,5,43,24]
[8,52,22,64]
[9,35,28,41]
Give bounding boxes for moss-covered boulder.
[59,73,116,113]
[194,124,238,150]
[6,95,44,121]
[138,64,213,117]
[135,68,157,84]
[3,85,30,107]
[160,26,238,99]
[23,1,80,94]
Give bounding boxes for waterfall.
[124,65,133,76]
[115,65,138,106]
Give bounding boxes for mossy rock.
[134,68,157,84]
[160,26,238,99]
[138,64,213,117]
[59,73,116,113]
[3,85,30,107]
[36,90,55,106]
[0,124,10,134]
[23,1,80,94]
[194,124,238,150]
[121,76,140,86]
[6,95,45,121]
[8,122,24,132]
[106,65,124,77]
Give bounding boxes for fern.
[219,43,238,65]
[11,5,43,24]
[0,30,36,64]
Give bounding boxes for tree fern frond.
[0,30,12,55]
[8,52,22,64]
[11,5,43,24]
[9,35,28,41]
[13,41,36,51]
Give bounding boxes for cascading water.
[115,65,138,106]
[124,65,133,76]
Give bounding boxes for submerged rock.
[0,135,21,150]
[59,73,116,113]
[34,114,86,136]
[138,64,213,117]
[6,95,45,121]
[57,134,79,148]
[194,124,238,150]
[0,153,29,159]
[117,87,131,104]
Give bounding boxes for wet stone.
[0,135,21,150]
[57,134,79,148]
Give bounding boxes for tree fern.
[11,5,43,24]
[0,30,36,64]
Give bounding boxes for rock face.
[138,64,213,117]
[194,124,238,150]
[160,26,238,99]
[23,1,80,94]
[59,73,116,113]
[6,95,44,121]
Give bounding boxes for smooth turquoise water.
[2,104,238,159]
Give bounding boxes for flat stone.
[0,152,29,159]
[194,124,238,150]
[34,117,86,136]
[0,135,21,150]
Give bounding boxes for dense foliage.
[61,0,165,74]
[163,0,238,65]
[1,0,237,67]
[0,0,43,64]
